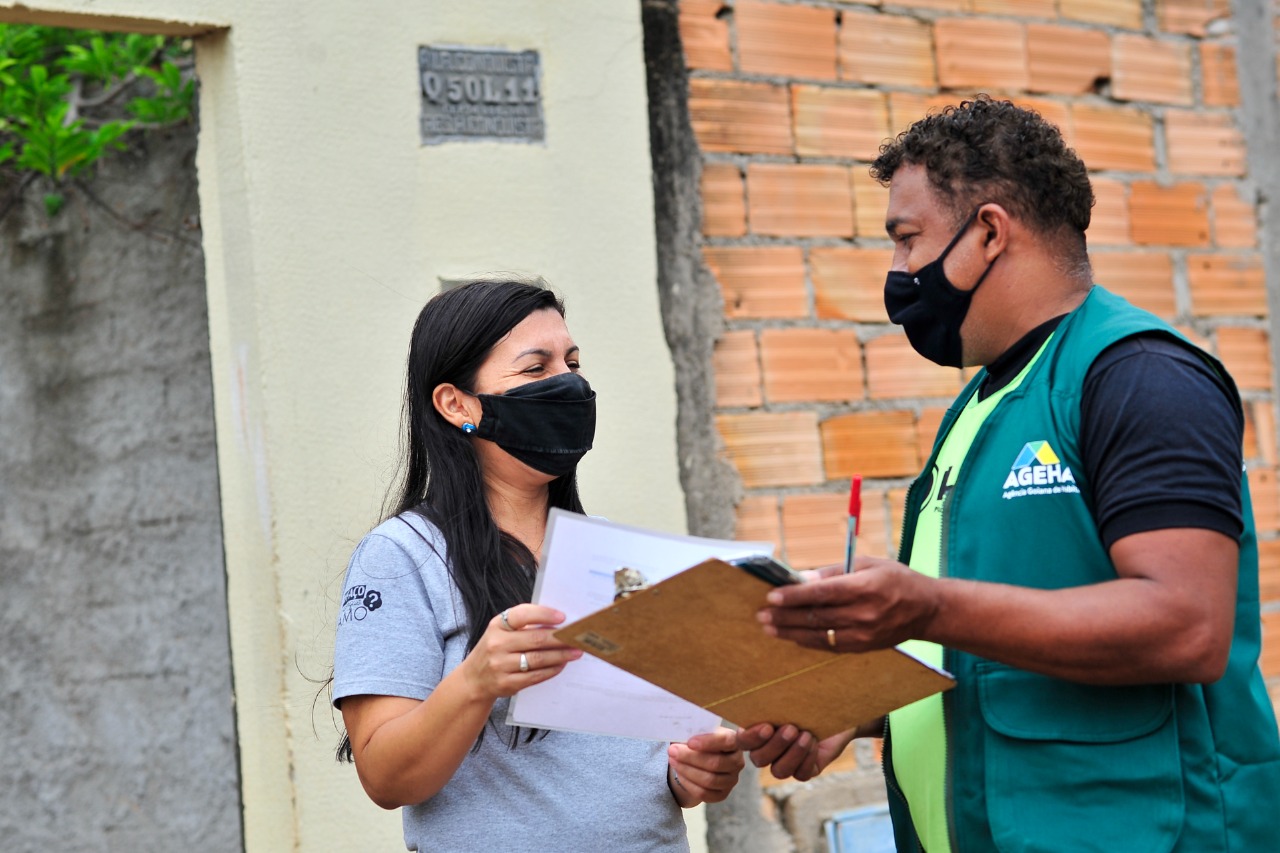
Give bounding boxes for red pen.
[844,476,862,574]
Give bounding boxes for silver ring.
[826,628,837,649]
[500,609,513,631]
[519,653,529,673]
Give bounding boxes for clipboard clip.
[728,555,803,586]
[613,566,650,600]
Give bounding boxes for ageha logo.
[1002,440,1080,500]
[339,584,384,624]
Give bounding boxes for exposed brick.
[1112,35,1193,106]
[1027,24,1110,95]
[1187,253,1267,317]
[761,328,864,403]
[701,162,745,237]
[1251,467,1280,535]
[713,330,763,408]
[717,411,825,488]
[782,492,849,569]
[688,79,793,155]
[821,409,921,479]
[1165,110,1246,177]
[1264,610,1280,678]
[1072,103,1156,172]
[855,488,894,560]
[1243,407,1260,460]
[1259,538,1280,602]
[1090,252,1177,318]
[1012,96,1075,146]
[1158,0,1232,36]
[1211,184,1258,248]
[916,407,947,464]
[1087,177,1131,246]
[1173,323,1213,353]
[1201,42,1240,107]
[748,163,854,237]
[885,0,965,9]
[735,494,782,546]
[736,1,837,80]
[1216,327,1273,392]
[889,93,961,135]
[1254,402,1277,467]
[781,488,891,569]
[975,0,1055,14]
[704,246,808,319]
[839,11,936,89]
[1129,182,1210,247]
[865,334,964,400]
[792,85,890,160]
[1060,0,1143,29]
[1244,400,1278,467]
[935,19,1028,92]
[852,168,892,237]
[679,0,734,71]
[812,246,894,323]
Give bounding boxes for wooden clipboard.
[554,558,955,740]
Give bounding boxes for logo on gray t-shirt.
[340,584,383,624]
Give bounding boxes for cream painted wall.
[1,1,698,850]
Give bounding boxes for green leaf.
[0,25,193,183]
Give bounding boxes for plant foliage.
[0,25,195,216]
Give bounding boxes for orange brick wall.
[679,0,1280,730]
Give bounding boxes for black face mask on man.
[883,206,998,368]
[468,372,596,477]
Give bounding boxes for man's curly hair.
[871,96,1094,250]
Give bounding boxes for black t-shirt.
[978,316,1244,550]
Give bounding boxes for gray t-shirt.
[333,512,690,852]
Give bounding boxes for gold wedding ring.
[826,628,837,649]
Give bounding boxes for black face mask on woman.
[470,372,596,477]
[883,206,997,368]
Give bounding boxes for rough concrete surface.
[0,124,243,852]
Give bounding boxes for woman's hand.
[667,727,745,807]
[343,603,582,809]
[459,603,584,701]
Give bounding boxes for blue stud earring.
[461,422,477,435]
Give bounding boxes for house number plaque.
[419,45,544,144]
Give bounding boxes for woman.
[333,279,743,852]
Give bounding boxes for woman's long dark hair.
[336,279,585,761]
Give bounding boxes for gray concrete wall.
[1232,0,1280,435]
[0,124,242,852]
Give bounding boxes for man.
[738,97,1280,852]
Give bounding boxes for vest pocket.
[977,664,1183,853]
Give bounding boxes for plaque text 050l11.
[419,46,545,144]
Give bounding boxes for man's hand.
[735,723,858,781]
[757,557,942,652]
[759,530,1237,685]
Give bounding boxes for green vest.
[884,286,1280,853]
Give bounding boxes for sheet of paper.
[506,509,773,741]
